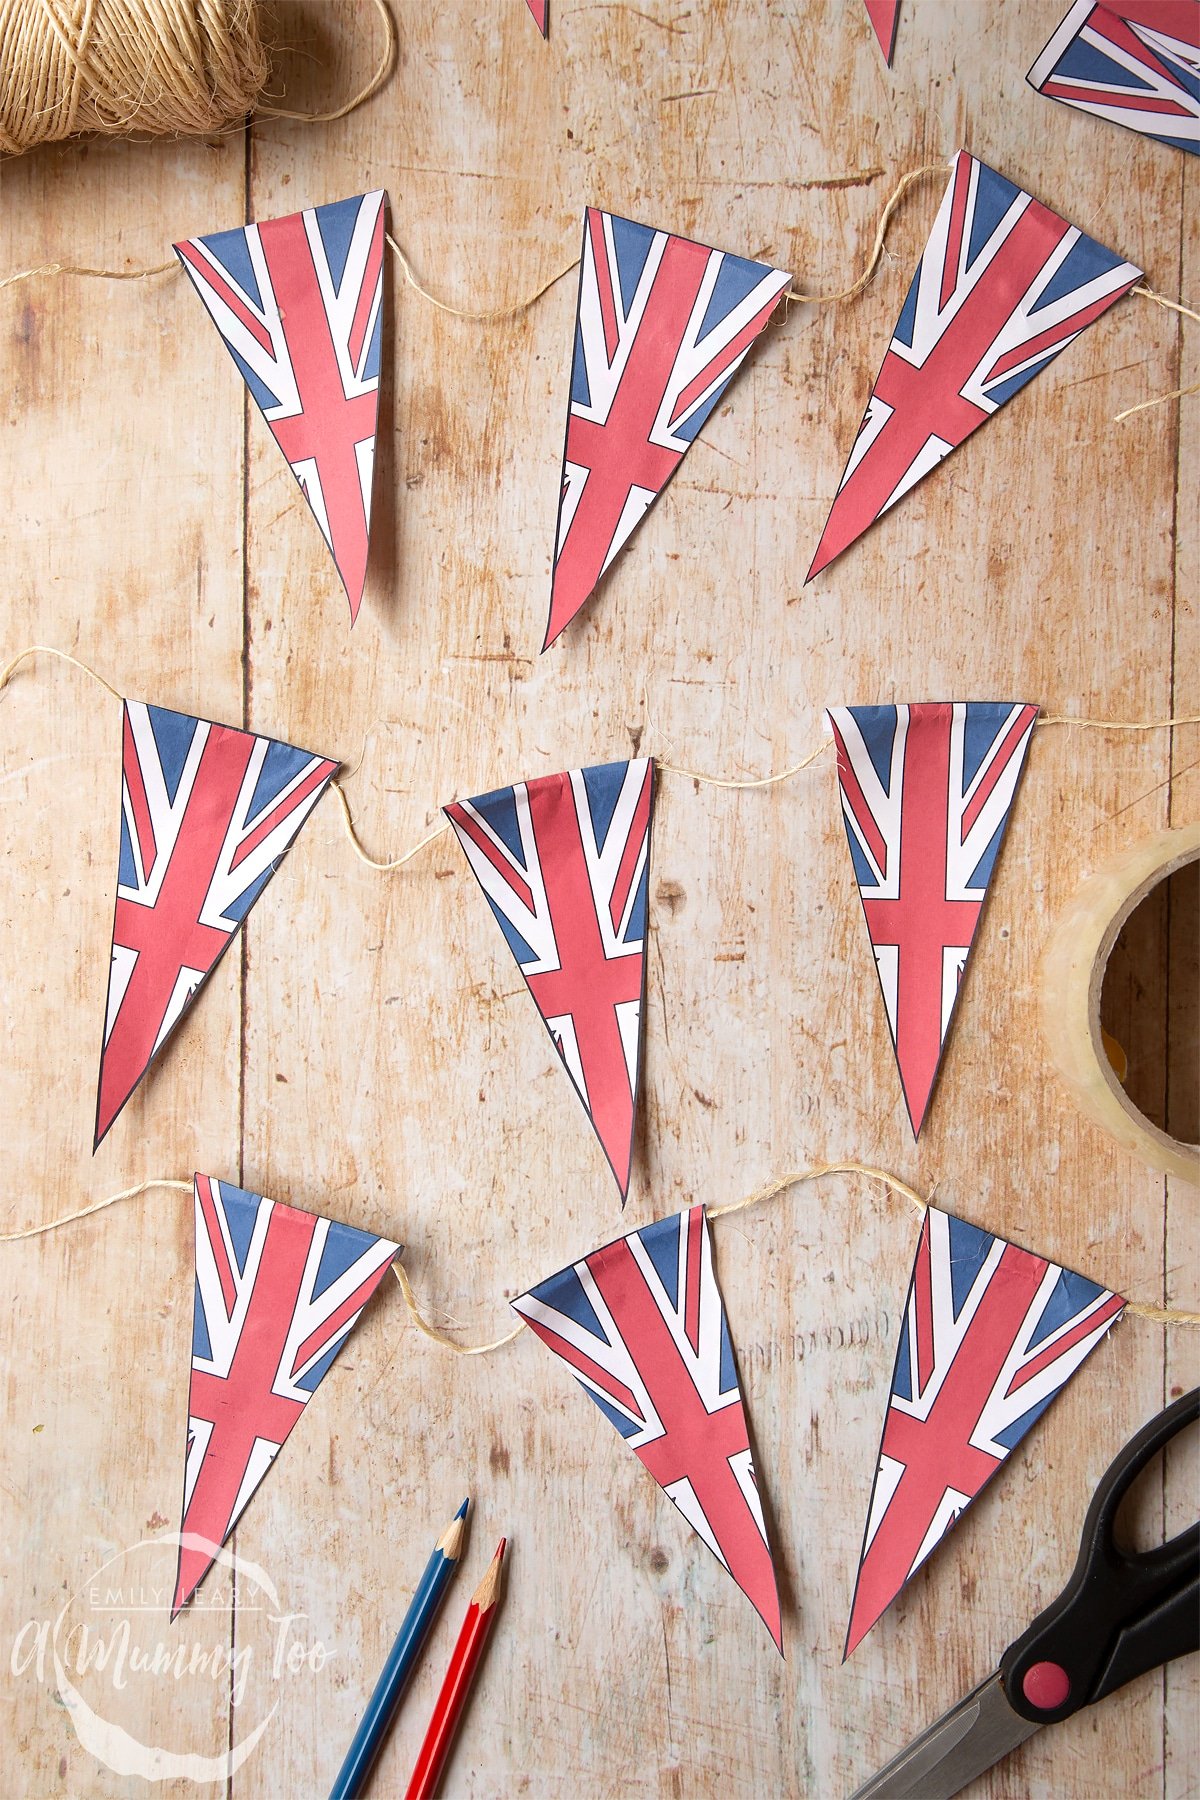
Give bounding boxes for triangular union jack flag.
[525,0,548,35]
[175,190,386,624]
[806,151,1141,580]
[445,758,654,1200]
[95,702,336,1148]
[1028,0,1200,155]
[827,702,1038,1138]
[513,1204,783,1649]
[546,209,790,649]
[863,0,901,62]
[174,1174,399,1615]
[845,1205,1124,1656]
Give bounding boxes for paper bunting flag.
[513,1204,782,1648]
[445,758,654,1199]
[526,0,548,35]
[864,0,900,62]
[175,190,386,624]
[174,1174,399,1615]
[806,150,1141,580]
[546,209,790,648]
[1028,0,1200,155]
[828,702,1038,1138]
[845,1204,1124,1656]
[95,702,337,1147]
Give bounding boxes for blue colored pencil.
[328,1498,469,1800]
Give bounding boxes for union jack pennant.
[176,190,386,624]
[174,1174,399,1615]
[513,1204,782,1648]
[96,702,337,1147]
[1028,0,1199,155]
[546,209,789,648]
[827,702,1039,1138]
[846,1204,1124,1656]
[806,151,1141,580]
[445,758,654,1200]
[864,0,901,62]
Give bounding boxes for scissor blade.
[848,1671,1041,1800]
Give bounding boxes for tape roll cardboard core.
[1041,826,1200,1184]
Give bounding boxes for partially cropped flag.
[176,190,386,624]
[1028,0,1199,154]
[174,1174,399,1615]
[446,758,654,1200]
[827,702,1038,1137]
[546,209,789,648]
[845,1204,1124,1655]
[806,150,1141,580]
[514,1204,783,1648]
[96,702,336,1147]
[864,0,901,62]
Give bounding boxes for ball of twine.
[0,0,272,156]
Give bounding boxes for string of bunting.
[1,1159,1192,1326]
[1,644,1196,1174]
[2,148,1195,646]
[0,1162,1193,1653]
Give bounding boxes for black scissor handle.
[999,1387,1199,1725]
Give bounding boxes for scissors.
[850,1386,1199,1800]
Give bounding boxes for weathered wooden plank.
[0,132,247,1794]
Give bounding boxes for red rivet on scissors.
[1022,1661,1071,1710]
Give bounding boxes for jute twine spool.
[0,0,272,155]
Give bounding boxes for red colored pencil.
[403,1539,506,1800]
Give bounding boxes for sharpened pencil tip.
[437,1502,470,1558]
[472,1538,507,1609]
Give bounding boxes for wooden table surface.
[1,1,1196,1794]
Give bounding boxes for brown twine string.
[0,642,124,701]
[335,712,1200,871]
[255,0,395,125]
[1115,285,1200,421]
[0,159,945,318]
[2,1168,1194,1342]
[782,161,950,308]
[385,232,578,324]
[2,144,1193,428]
[379,161,952,324]
[0,0,395,157]
[3,647,1197,872]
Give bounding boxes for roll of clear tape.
[1041,825,1200,1184]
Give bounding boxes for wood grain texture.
[0,2,1196,1795]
